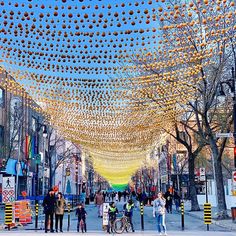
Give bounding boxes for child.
[76,203,87,233]
[107,202,118,233]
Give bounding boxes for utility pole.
[14,98,22,200]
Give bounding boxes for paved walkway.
[0,230,235,236]
[0,200,235,233]
[183,201,236,231]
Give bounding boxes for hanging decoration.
[0,0,235,185]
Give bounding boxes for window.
[0,87,5,107]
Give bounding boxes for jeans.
[45,213,54,232]
[77,218,87,232]
[97,204,103,217]
[55,214,63,231]
[166,202,172,213]
[156,214,167,233]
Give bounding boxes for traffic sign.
[216,133,233,138]
[102,203,110,226]
[199,168,206,182]
[233,171,236,182]
[2,177,15,203]
[232,171,236,196]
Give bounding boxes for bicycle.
[114,215,132,234]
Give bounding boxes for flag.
[25,135,29,159]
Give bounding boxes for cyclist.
[123,199,135,232]
[107,202,118,233]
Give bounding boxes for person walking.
[123,190,127,202]
[164,190,173,213]
[173,191,181,212]
[153,192,167,235]
[123,199,135,232]
[103,191,106,202]
[95,191,104,218]
[55,192,65,232]
[131,191,137,208]
[115,192,119,202]
[76,203,87,233]
[108,192,111,202]
[111,192,115,201]
[118,191,122,202]
[107,202,118,233]
[43,189,56,233]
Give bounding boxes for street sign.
[233,171,236,182]
[216,133,233,138]
[232,171,236,196]
[199,168,206,182]
[102,203,110,226]
[2,177,15,203]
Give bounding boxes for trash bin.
[231,207,236,222]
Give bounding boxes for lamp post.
[14,97,22,200]
[15,119,22,200]
[42,126,47,196]
[219,67,236,168]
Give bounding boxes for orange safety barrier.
[14,200,32,225]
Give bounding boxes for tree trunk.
[210,141,228,219]
[188,154,200,211]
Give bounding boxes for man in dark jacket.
[43,189,56,233]
[164,190,173,213]
[76,203,87,232]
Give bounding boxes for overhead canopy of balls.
[0,0,235,185]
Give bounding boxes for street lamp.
[42,125,47,196]
[219,67,236,169]
[13,97,22,200]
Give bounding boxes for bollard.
[67,202,71,232]
[181,201,184,231]
[140,201,144,231]
[5,203,13,231]
[35,203,39,229]
[204,203,212,231]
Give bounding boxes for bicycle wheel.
[114,219,124,234]
[125,222,132,233]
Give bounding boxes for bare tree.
[45,126,79,188]
[123,1,235,215]
[6,97,24,164]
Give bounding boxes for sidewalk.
[0,230,235,236]
[183,201,236,231]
